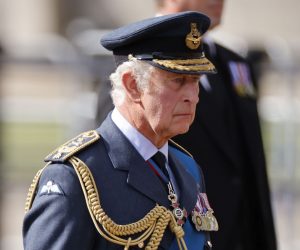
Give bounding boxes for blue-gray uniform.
[23,113,218,250]
[23,11,219,250]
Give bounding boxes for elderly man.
[23,12,218,250]
[156,1,277,250]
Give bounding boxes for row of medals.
[167,182,218,231]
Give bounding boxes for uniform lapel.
[97,114,169,207]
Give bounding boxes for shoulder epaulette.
[169,139,193,158]
[45,130,100,163]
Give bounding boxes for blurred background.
[0,0,300,249]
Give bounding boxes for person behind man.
[23,11,220,250]
[156,1,277,250]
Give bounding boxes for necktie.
[151,151,169,180]
[152,152,185,226]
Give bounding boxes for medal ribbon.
[147,159,187,226]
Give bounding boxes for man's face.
[181,0,225,28]
[139,68,200,144]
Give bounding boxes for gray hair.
[109,59,154,106]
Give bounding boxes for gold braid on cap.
[152,58,215,72]
[25,156,188,250]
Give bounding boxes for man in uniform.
[156,1,277,250]
[23,12,219,250]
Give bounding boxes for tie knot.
[152,151,166,170]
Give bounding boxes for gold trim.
[24,155,188,249]
[69,156,188,250]
[156,58,209,65]
[169,139,193,158]
[185,23,201,50]
[152,58,215,72]
[45,130,100,162]
[24,163,50,212]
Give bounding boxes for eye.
[172,77,185,85]
[191,76,201,83]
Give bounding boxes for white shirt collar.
[111,108,168,161]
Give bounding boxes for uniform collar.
[98,114,169,207]
[111,108,168,161]
[98,115,197,215]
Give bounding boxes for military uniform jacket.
[23,115,215,250]
[174,42,277,250]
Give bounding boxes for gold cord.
[24,156,187,249]
[24,163,50,213]
[69,156,187,249]
[152,58,215,72]
[169,139,193,158]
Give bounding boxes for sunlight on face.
[139,68,200,146]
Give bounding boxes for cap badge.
[185,23,201,50]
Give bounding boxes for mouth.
[174,113,193,119]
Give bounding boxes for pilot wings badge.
[40,180,63,196]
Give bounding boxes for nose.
[183,81,199,104]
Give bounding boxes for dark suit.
[23,114,212,250]
[174,42,277,250]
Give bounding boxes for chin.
[175,125,191,135]
[168,119,193,137]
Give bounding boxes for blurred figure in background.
[156,1,277,250]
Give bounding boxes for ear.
[122,71,141,103]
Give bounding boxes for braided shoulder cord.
[24,163,51,213]
[24,156,187,250]
[69,156,188,250]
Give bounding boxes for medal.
[206,210,219,231]
[148,158,187,226]
[167,182,187,226]
[191,193,218,231]
[228,61,256,97]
